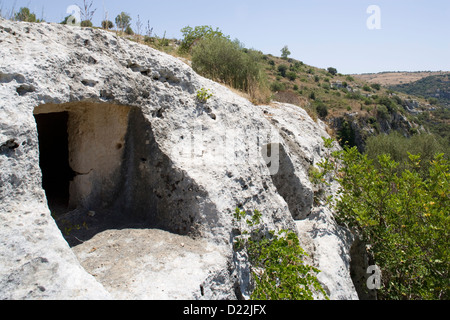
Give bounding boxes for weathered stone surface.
[0,18,358,299]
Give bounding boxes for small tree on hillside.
[14,7,37,22]
[327,67,338,76]
[135,14,143,42]
[115,12,132,34]
[281,45,291,59]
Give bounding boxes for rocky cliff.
[0,19,358,300]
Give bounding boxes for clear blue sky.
[2,0,449,74]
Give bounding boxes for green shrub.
[327,147,450,300]
[363,85,372,92]
[278,64,288,77]
[376,105,389,119]
[327,67,337,76]
[125,26,134,35]
[191,36,269,103]
[346,75,355,82]
[286,71,297,81]
[346,92,364,100]
[232,208,328,300]
[14,7,37,22]
[315,101,328,119]
[291,62,302,72]
[371,83,381,91]
[101,20,114,29]
[377,96,396,111]
[179,25,226,53]
[80,20,93,27]
[428,97,439,105]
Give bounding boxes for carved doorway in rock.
[34,111,72,215]
[34,102,158,246]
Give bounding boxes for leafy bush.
[101,20,114,30]
[191,36,269,103]
[125,25,134,35]
[314,101,328,119]
[376,105,389,119]
[290,62,302,72]
[80,20,93,27]
[14,7,39,22]
[363,85,372,92]
[327,67,337,76]
[371,83,381,91]
[232,208,328,300]
[329,147,449,300]
[278,64,288,77]
[346,75,355,82]
[286,71,297,81]
[346,92,364,100]
[270,81,286,92]
[179,25,226,53]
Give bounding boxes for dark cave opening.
[34,111,74,215]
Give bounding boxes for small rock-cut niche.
[33,102,198,246]
[262,143,313,220]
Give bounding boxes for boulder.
[0,19,358,300]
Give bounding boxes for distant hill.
[354,71,450,86]
[389,74,450,107]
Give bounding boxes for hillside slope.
[257,55,446,152]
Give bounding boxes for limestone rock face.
[0,19,358,300]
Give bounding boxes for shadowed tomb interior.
[33,102,198,246]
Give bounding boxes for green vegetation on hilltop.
[189,30,270,103]
[14,7,44,23]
